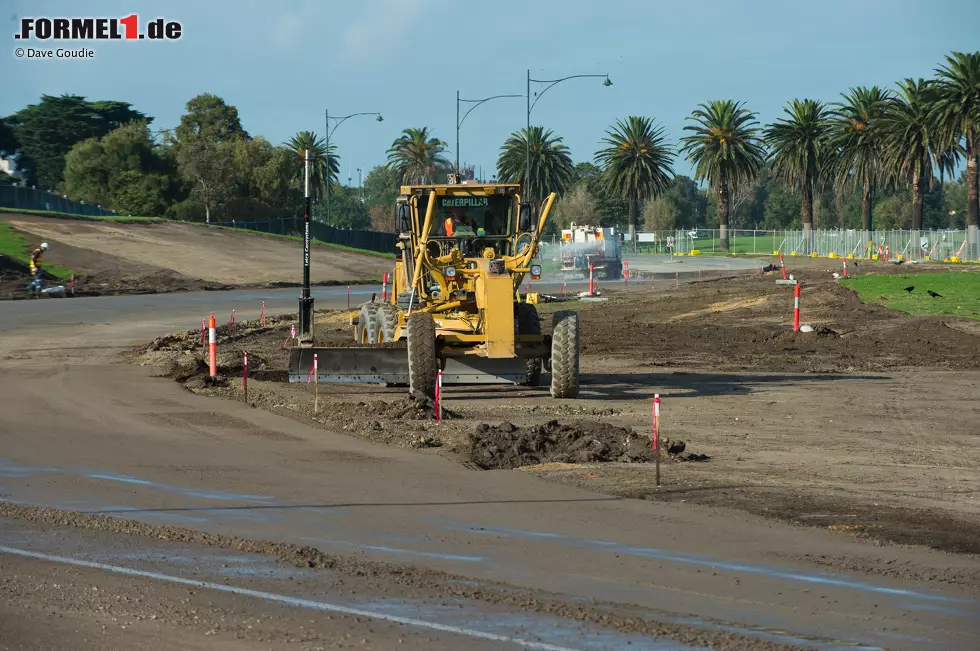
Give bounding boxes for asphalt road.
[1,286,978,650]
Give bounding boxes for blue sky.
[3,0,979,183]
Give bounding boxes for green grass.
[841,272,980,320]
[0,206,158,223]
[205,224,397,259]
[0,222,74,280]
[629,234,785,256]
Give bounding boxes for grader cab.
[288,179,581,398]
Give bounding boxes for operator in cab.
[441,206,476,237]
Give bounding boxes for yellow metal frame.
[356,183,556,360]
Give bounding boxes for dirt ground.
[133,261,980,556]
[0,214,391,299]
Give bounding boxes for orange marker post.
[208,313,217,377]
[653,394,661,486]
[382,272,388,302]
[779,253,787,280]
[589,263,595,296]
[242,351,248,401]
[313,353,319,413]
[435,370,443,423]
[624,260,629,290]
[793,283,801,332]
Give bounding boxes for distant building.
[0,156,24,185]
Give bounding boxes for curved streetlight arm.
[458,94,523,129]
[328,112,383,138]
[528,74,609,115]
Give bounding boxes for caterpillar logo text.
[15,15,182,41]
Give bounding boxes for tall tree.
[594,116,675,251]
[551,184,599,231]
[284,131,337,201]
[63,121,174,216]
[172,94,246,223]
[934,51,980,255]
[765,98,833,253]
[171,93,245,147]
[680,100,766,251]
[6,94,149,189]
[828,86,891,237]
[496,126,575,206]
[361,164,402,213]
[879,79,938,246]
[385,127,449,185]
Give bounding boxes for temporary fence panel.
[0,185,121,217]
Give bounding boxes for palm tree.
[385,127,449,185]
[879,79,939,247]
[934,51,980,255]
[765,99,834,253]
[497,126,575,206]
[284,131,337,201]
[680,100,766,252]
[828,87,891,240]
[594,116,675,251]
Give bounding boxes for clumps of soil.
[352,391,460,421]
[468,420,656,470]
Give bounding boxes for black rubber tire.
[550,310,580,398]
[357,303,380,344]
[375,304,400,343]
[516,303,542,386]
[407,311,437,398]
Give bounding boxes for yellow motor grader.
[288,177,580,398]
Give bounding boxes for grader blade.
[288,347,529,386]
[288,347,409,384]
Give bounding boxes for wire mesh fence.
[0,185,122,217]
[219,216,396,255]
[617,228,978,261]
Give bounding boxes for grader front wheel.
[406,311,437,398]
[550,310,580,398]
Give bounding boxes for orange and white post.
[589,262,595,296]
[242,351,248,401]
[624,260,629,290]
[382,272,388,302]
[793,283,801,332]
[309,353,319,413]
[208,313,217,377]
[653,394,661,486]
[435,369,443,423]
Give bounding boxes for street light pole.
[456,90,522,179]
[324,109,383,225]
[525,71,612,209]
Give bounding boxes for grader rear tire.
[550,310,580,398]
[374,304,400,343]
[357,303,380,344]
[516,303,542,386]
[406,311,437,398]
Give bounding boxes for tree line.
[1,51,976,252]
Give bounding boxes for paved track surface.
[1,287,978,650]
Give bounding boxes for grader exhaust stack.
[287,180,581,399]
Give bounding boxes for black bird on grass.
[927,290,943,298]
[904,285,915,293]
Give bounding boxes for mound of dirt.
[468,420,656,470]
[344,392,460,421]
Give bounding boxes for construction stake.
[653,394,661,487]
[242,351,248,401]
[435,370,443,423]
[208,313,217,377]
[793,283,801,332]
